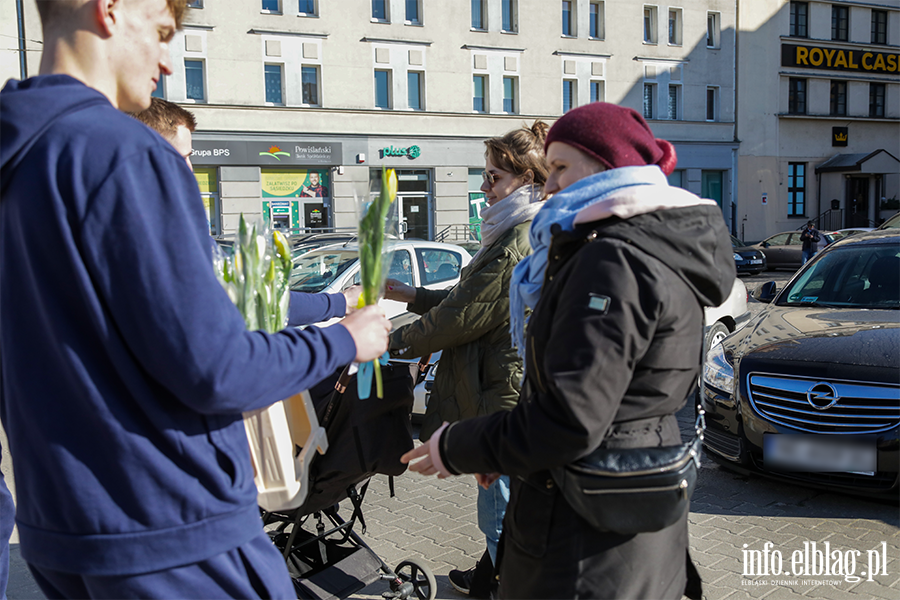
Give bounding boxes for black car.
[731,235,767,275]
[700,230,900,500]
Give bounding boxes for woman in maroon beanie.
[402,103,736,599]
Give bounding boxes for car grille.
[748,373,900,435]
[703,426,742,460]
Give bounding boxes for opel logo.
[807,382,840,410]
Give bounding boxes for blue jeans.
[477,475,510,566]
[802,248,816,265]
[0,467,13,600]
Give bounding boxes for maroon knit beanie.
[544,102,678,176]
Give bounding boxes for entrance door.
[399,195,430,240]
[848,177,869,228]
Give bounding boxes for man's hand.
[342,285,362,314]
[384,278,416,304]
[340,305,391,362]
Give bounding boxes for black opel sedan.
[731,235,767,275]
[700,230,900,500]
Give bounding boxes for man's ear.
[95,0,119,38]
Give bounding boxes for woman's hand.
[401,422,452,478]
[342,285,362,314]
[475,473,500,490]
[384,278,416,304]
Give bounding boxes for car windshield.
[290,249,358,293]
[778,244,900,309]
[730,235,747,247]
[879,212,900,230]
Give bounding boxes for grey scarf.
[472,184,543,262]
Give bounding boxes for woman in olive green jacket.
[385,121,548,598]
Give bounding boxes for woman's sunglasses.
[481,171,496,186]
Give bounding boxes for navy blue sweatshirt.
[0,76,357,575]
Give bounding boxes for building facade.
[3,0,739,239]
[736,0,900,242]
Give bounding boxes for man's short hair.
[130,98,197,138]
[37,0,187,30]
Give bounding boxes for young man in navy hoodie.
[0,1,390,597]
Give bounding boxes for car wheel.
[704,321,731,357]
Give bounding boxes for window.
[374,69,391,108]
[789,2,808,37]
[301,66,319,105]
[643,83,655,119]
[590,80,603,103]
[832,5,848,41]
[668,8,682,45]
[563,80,576,113]
[408,71,423,110]
[471,0,486,29]
[706,87,718,121]
[644,6,658,43]
[870,83,886,117]
[502,76,517,113]
[264,64,283,104]
[187,0,203,8]
[473,75,486,112]
[502,0,517,32]
[788,163,806,217]
[667,170,684,189]
[788,78,806,114]
[707,12,720,47]
[590,1,604,39]
[416,248,463,285]
[261,0,280,13]
[562,1,574,36]
[829,80,846,116]
[406,0,421,24]
[298,0,316,16]
[185,59,204,101]
[151,78,165,99]
[872,10,888,44]
[668,85,680,120]
[372,0,388,21]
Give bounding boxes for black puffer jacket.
[439,204,736,599]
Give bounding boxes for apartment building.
[736,0,900,242]
[3,0,738,238]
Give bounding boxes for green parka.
[389,221,532,441]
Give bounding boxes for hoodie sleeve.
[288,291,347,326]
[437,241,670,476]
[79,146,356,414]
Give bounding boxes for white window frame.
[300,64,321,106]
[667,83,681,120]
[590,79,604,103]
[668,7,682,46]
[473,74,488,113]
[405,0,423,25]
[563,79,577,113]
[261,0,282,15]
[407,70,425,110]
[471,0,487,30]
[187,0,203,8]
[502,75,518,114]
[297,0,317,17]
[707,11,721,48]
[706,86,719,121]
[589,1,605,40]
[643,5,658,44]
[562,1,576,37]
[371,0,390,23]
[184,58,206,103]
[501,0,518,33]
[374,69,393,109]
[264,63,285,106]
[643,82,656,119]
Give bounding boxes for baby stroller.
[258,359,437,600]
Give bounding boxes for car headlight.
[702,344,735,393]
[733,252,742,261]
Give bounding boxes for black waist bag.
[551,418,703,535]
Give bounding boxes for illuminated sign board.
[781,44,899,74]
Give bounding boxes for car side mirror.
[752,281,778,304]
[762,242,770,248]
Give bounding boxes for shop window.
[471,0,486,30]
[502,0,517,32]
[869,83,885,118]
[298,0,317,16]
[301,66,320,105]
[406,0,421,24]
[829,80,846,116]
[788,78,806,115]
[185,59,205,102]
[264,64,283,105]
[562,1,575,37]
[564,80,577,113]
[408,71,424,110]
[668,8,682,45]
[503,76,517,113]
[372,0,389,22]
[788,163,806,216]
[590,80,604,103]
[590,1,604,39]
[707,87,718,121]
[832,5,848,41]
[643,83,655,119]
[643,6,658,44]
[668,85,681,120]
[262,0,280,14]
[871,10,888,44]
[193,168,220,236]
[707,12,720,48]
[790,2,808,37]
[701,171,723,207]
[375,69,392,109]
[473,75,487,112]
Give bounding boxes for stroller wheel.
[394,559,437,600]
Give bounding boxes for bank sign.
[379,145,421,159]
[782,44,899,74]
[191,140,342,166]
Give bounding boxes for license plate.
[764,434,876,475]
[750,259,763,265]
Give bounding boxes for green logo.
[259,145,292,161]
[380,145,421,159]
